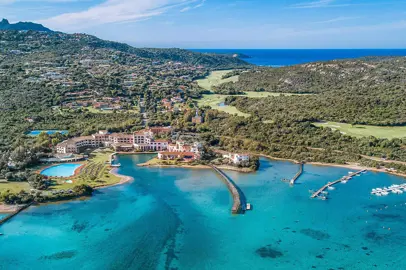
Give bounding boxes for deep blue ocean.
[2,155,406,269]
[191,49,406,66]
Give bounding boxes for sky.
[1,0,406,48]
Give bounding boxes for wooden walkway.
[311,169,367,199]
[210,165,244,214]
[290,163,304,185]
[0,203,33,226]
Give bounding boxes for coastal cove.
[2,155,406,269]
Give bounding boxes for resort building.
[56,127,172,154]
[223,153,250,165]
[159,141,203,161]
[157,152,198,161]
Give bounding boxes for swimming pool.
[40,164,82,177]
[28,130,68,136]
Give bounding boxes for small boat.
[341,180,348,184]
[328,186,335,191]
[111,163,121,167]
[382,191,389,196]
[376,192,383,196]
[246,203,252,211]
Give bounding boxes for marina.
[371,183,406,196]
[311,169,367,199]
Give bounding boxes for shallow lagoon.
[1,155,406,269]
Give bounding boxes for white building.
[167,141,202,154]
[56,127,171,154]
[223,153,250,164]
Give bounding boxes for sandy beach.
[0,204,20,214]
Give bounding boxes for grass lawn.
[195,94,250,117]
[196,70,239,90]
[0,181,30,193]
[195,92,306,118]
[314,121,406,139]
[49,150,121,190]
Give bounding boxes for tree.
[28,174,49,190]
[73,184,93,196]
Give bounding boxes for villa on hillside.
[56,127,172,154]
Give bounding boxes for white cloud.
[290,0,335,9]
[310,16,362,24]
[180,0,205,12]
[40,0,194,31]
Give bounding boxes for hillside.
[0,19,52,32]
[216,57,406,93]
[0,29,250,69]
[213,57,406,125]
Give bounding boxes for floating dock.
[311,169,367,199]
[210,165,245,214]
[290,163,304,186]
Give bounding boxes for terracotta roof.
[159,152,195,156]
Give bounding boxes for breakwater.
[210,165,245,214]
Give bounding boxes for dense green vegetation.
[216,58,406,125]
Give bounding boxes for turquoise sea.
[191,49,406,67]
[1,154,406,269]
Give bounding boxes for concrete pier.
[311,169,367,199]
[210,165,245,214]
[290,163,304,186]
